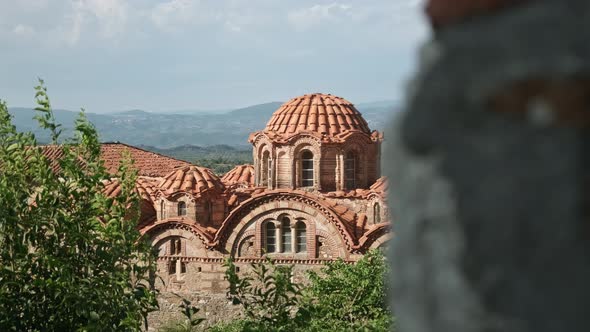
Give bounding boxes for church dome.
[264,93,371,138]
[159,165,224,197]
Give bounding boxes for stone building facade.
[47,93,391,327]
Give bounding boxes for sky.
[0,0,429,113]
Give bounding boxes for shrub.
[0,81,158,331]
[219,250,393,331]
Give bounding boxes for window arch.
[301,150,314,187]
[295,221,307,253]
[281,217,292,253]
[374,203,381,224]
[178,201,187,216]
[265,222,276,253]
[345,151,356,190]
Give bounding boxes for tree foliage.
[0,81,158,331]
[219,250,393,332]
[299,249,393,331]
[223,257,301,331]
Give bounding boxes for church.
[89,93,390,295]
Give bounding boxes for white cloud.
[287,3,353,31]
[150,0,199,31]
[13,24,35,37]
[15,0,49,11]
[79,0,128,39]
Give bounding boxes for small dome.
[222,164,255,187]
[264,93,371,137]
[159,165,224,196]
[103,176,160,201]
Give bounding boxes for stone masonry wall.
[388,1,590,331]
[147,262,325,330]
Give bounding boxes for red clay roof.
[40,143,190,177]
[100,143,190,177]
[264,93,371,138]
[221,164,255,187]
[158,165,224,197]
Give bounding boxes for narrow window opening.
[345,152,356,190]
[301,150,314,187]
[374,203,381,224]
[261,151,270,187]
[170,238,182,256]
[296,221,307,253]
[160,200,166,220]
[169,260,177,274]
[266,222,276,253]
[281,217,292,253]
[178,201,187,216]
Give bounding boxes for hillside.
[8,100,398,148]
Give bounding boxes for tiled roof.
[40,143,190,177]
[100,143,190,177]
[264,93,371,138]
[159,165,224,197]
[221,164,255,187]
[38,145,87,173]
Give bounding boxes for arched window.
[374,203,381,224]
[295,221,307,253]
[261,151,270,187]
[178,201,187,216]
[265,222,276,253]
[160,200,166,220]
[281,217,292,253]
[345,151,356,190]
[301,150,314,187]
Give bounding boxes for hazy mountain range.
[7,101,399,149]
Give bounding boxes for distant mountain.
[7,100,398,149]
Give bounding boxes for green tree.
[0,81,158,331]
[299,249,393,331]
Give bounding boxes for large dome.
[264,93,371,137]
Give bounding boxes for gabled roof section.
[40,143,190,177]
[100,143,190,177]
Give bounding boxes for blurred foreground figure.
[388,1,590,331]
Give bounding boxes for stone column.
[275,221,282,253]
[337,151,344,191]
[388,1,590,332]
